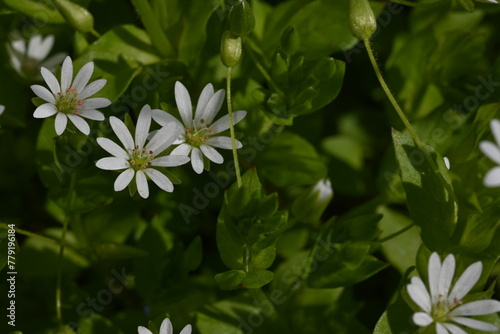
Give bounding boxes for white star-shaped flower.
[96,105,190,199]
[479,118,500,187]
[138,317,192,334]
[152,81,247,174]
[406,252,500,334]
[8,33,66,80]
[31,56,111,135]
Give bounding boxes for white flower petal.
[191,147,204,174]
[171,143,192,156]
[136,170,149,199]
[159,318,173,334]
[147,123,179,154]
[31,35,54,60]
[441,323,467,334]
[96,157,130,170]
[407,276,432,313]
[451,316,499,332]
[40,68,61,96]
[483,166,500,187]
[72,61,94,93]
[27,35,43,60]
[198,89,224,126]
[114,168,134,191]
[205,136,242,149]
[11,39,26,54]
[194,83,214,120]
[200,144,224,164]
[451,300,500,316]
[80,97,111,110]
[412,312,433,326]
[179,324,192,334]
[55,112,68,135]
[151,109,184,129]
[448,261,482,301]
[436,323,450,334]
[151,155,190,167]
[31,85,56,104]
[209,110,247,134]
[175,81,193,127]
[438,254,455,298]
[78,109,105,121]
[428,252,442,302]
[110,116,134,150]
[60,56,73,92]
[67,114,90,135]
[138,326,153,334]
[479,141,500,165]
[78,79,107,99]
[33,103,58,118]
[96,137,129,159]
[490,119,500,147]
[8,47,22,73]
[136,105,152,149]
[144,168,174,193]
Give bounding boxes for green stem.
[245,43,285,98]
[377,223,415,244]
[363,39,456,201]
[90,29,101,39]
[55,172,76,325]
[131,0,173,58]
[226,66,243,188]
[0,223,59,245]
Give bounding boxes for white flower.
[443,157,451,170]
[138,317,191,334]
[406,252,500,334]
[152,81,247,174]
[31,56,110,135]
[0,105,4,116]
[292,178,333,222]
[479,118,500,187]
[8,33,66,80]
[96,105,189,199]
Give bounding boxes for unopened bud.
[281,26,300,56]
[229,0,255,37]
[313,57,337,80]
[348,0,377,40]
[292,179,333,223]
[55,0,94,34]
[221,30,242,68]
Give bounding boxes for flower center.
[185,120,213,147]
[129,145,155,170]
[432,295,462,322]
[56,86,83,115]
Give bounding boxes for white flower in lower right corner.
[406,252,500,334]
[479,118,500,187]
[138,317,191,334]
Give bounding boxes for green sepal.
[228,0,255,37]
[280,26,300,56]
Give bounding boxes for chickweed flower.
[96,105,189,199]
[31,56,110,135]
[138,317,192,334]
[406,252,500,334]
[7,33,66,80]
[479,118,500,187]
[152,81,247,174]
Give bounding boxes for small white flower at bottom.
[31,56,110,135]
[95,105,189,199]
[138,317,191,334]
[479,118,500,187]
[406,252,500,334]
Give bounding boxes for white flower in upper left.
[96,105,190,199]
[31,56,111,135]
[479,118,500,187]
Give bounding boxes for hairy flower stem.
[56,172,76,324]
[226,66,243,188]
[363,39,456,201]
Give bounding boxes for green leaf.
[92,242,149,261]
[392,129,457,252]
[78,314,123,334]
[241,270,274,288]
[183,236,203,272]
[257,131,327,187]
[215,269,246,290]
[4,0,65,23]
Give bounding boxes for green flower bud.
[457,0,475,12]
[55,0,94,34]
[280,26,300,56]
[313,57,337,80]
[292,179,333,223]
[220,30,242,68]
[229,0,255,37]
[271,51,289,88]
[348,0,377,40]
